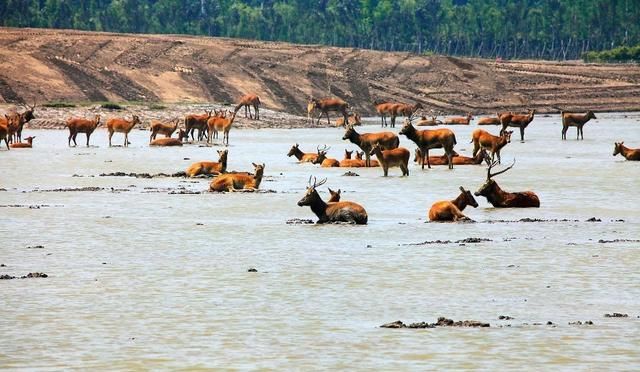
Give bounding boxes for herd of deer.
[1,95,638,225]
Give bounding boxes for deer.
[374,100,396,127]
[355,151,379,167]
[12,101,37,142]
[234,93,261,120]
[415,148,488,166]
[613,142,640,161]
[149,118,179,142]
[307,101,316,125]
[9,136,36,148]
[186,149,229,177]
[399,117,457,169]
[342,125,399,167]
[471,129,512,164]
[66,114,101,147]
[312,146,340,167]
[309,97,349,126]
[1,113,19,143]
[501,109,534,141]
[0,118,9,150]
[339,149,364,168]
[475,159,540,208]
[209,163,265,192]
[477,113,502,125]
[208,111,237,145]
[150,129,187,146]
[287,144,323,163]
[417,116,442,126]
[369,143,410,176]
[184,110,212,141]
[335,112,362,127]
[444,112,473,125]
[390,102,424,127]
[561,110,596,140]
[327,188,341,202]
[297,176,368,224]
[107,115,141,147]
[429,186,479,222]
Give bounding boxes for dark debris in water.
[1,272,48,280]
[403,238,492,246]
[26,245,45,249]
[569,320,594,326]
[286,218,315,225]
[99,171,188,178]
[342,171,360,176]
[604,313,628,318]
[381,317,490,329]
[498,315,514,320]
[0,204,61,208]
[598,239,640,244]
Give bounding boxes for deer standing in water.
[475,160,540,208]
[149,118,179,142]
[369,143,410,176]
[107,115,141,147]
[561,110,596,140]
[342,125,399,167]
[210,163,265,192]
[11,101,37,142]
[613,142,640,161]
[185,110,212,141]
[429,186,479,221]
[399,117,457,169]
[0,115,14,150]
[66,114,101,147]
[309,97,349,126]
[297,176,368,224]
[501,109,534,142]
[471,129,512,164]
[235,93,261,120]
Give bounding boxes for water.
[1,113,640,369]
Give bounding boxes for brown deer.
[475,160,540,208]
[335,112,362,127]
[2,113,19,143]
[429,186,479,222]
[235,93,261,120]
[339,149,363,168]
[417,116,442,126]
[12,101,37,142]
[561,110,596,140]
[444,112,473,125]
[477,114,502,125]
[327,188,341,202]
[66,114,101,147]
[310,97,349,126]
[369,143,410,176]
[107,115,141,147]
[9,135,35,148]
[149,118,179,142]
[471,129,512,164]
[287,144,322,163]
[613,142,640,161]
[210,162,265,192]
[313,146,340,167]
[0,118,9,150]
[186,149,229,177]
[399,118,457,169]
[307,101,316,125]
[297,176,368,224]
[208,111,237,145]
[342,125,399,167]
[389,102,424,127]
[374,100,396,127]
[185,110,212,141]
[415,148,488,166]
[355,151,379,167]
[150,129,187,146]
[501,109,534,141]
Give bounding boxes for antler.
[308,176,327,189]
[487,159,516,179]
[317,144,329,153]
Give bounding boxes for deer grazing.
[9,136,35,148]
[471,129,512,164]
[313,146,340,167]
[429,186,479,222]
[235,93,261,120]
[613,142,640,161]
[149,118,179,142]
[415,148,488,166]
[475,160,540,208]
[107,115,141,147]
[374,100,396,127]
[342,125,399,167]
[287,144,323,163]
[335,112,362,127]
[210,162,265,192]
[477,114,502,125]
[150,129,187,146]
[184,110,212,141]
[186,149,229,177]
[444,112,473,125]
[417,116,442,126]
[561,110,596,140]
[390,102,424,127]
[369,143,410,176]
[399,118,457,169]
[501,109,535,141]
[309,97,349,126]
[297,176,368,224]
[66,114,101,147]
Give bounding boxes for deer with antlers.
[471,129,512,164]
[309,97,349,126]
[312,146,340,167]
[369,143,410,176]
[501,109,534,142]
[185,110,212,141]
[416,116,443,126]
[475,160,540,208]
[399,117,457,169]
[429,186,479,222]
[297,176,368,224]
[66,114,101,147]
[149,118,180,142]
[287,144,324,163]
[107,115,141,147]
[342,125,399,167]
[234,93,261,120]
[561,110,596,140]
[613,142,640,161]
[444,112,473,125]
[210,162,265,192]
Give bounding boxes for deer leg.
[326,112,331,126]
[68,132,73,147]
[124,133,128,147]
[561,126,567,140]
[316,111,323,125]
[520,126,525,142]
[86,133,90,147]
[255,105,259,120]
[108,131,113,147]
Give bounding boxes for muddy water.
[1,113,640,369]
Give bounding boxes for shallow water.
[1,113,640,369]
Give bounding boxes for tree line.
[1,0,639,60]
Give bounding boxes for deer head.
[313,145,330,164]
[587,111,596,120]
[475,159,516,196]
[613,141,624,156]
[458,186,478,208]
[327,187,341,202]
[287,143,300,157]
[297,176,327,206]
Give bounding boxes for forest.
[1,0,639,60]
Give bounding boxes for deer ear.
[252,162,257,167]
[337,189,341,194]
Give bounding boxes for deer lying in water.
[416,116,442,126]
[429,186,479,221]
[415,148,488,166]
[369,143,410,176]
[613,142,640,161]
[335,113,362,127]
[477,114,501,126]
[343,125,399,167]
[66,114,101,147]
[149,118,179,142]
[107,115,141,147]
[185,110,212,141]
[186,149,229,177]
[475,160,540,208]
[327,188,341,202]
[399,117,457,169]
[444,113,473,125]
[501,109,534,141]
[355,150,379,167]
[561,110,596,140]
[310,97,349,126]
[287,144,322,163]
[210,162,265,192]
[235,93,261,120]
[298,176,368,224]
[313,146,340,167]
[9,136,36,148]
[150,129,187,146]
[471,129,512,164]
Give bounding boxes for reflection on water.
[1,113,640,369]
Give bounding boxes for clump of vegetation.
[43,102,76,108]
[583,45,640,63]
[101,102,123,110]
[148,103,167,110]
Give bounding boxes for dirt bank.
[2,27,640,118]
